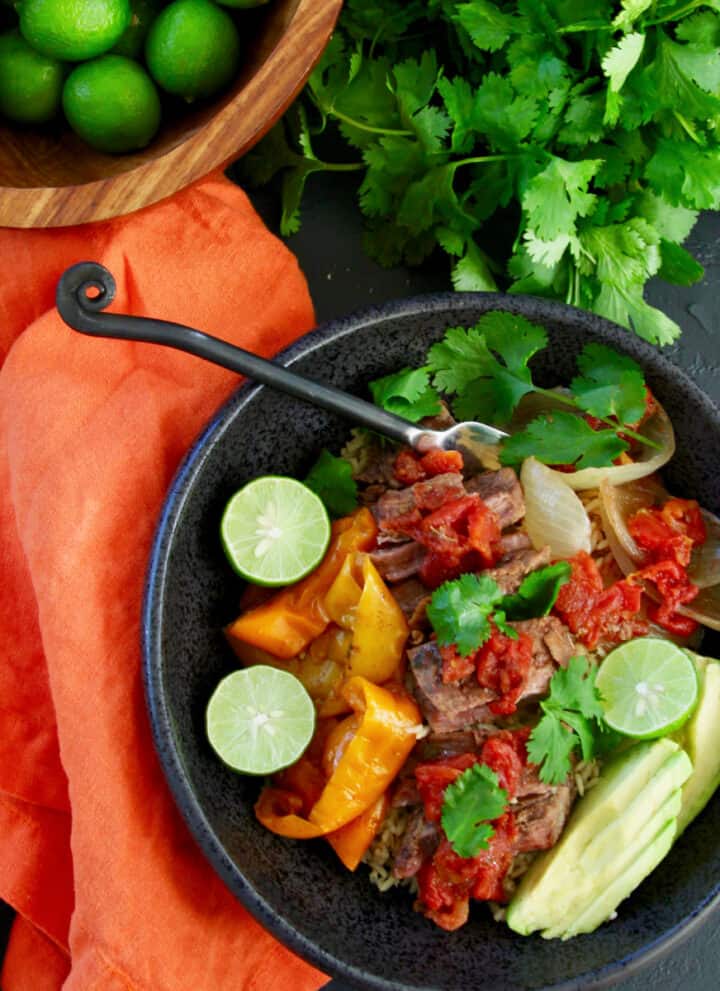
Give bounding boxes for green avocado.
[676,653,720,835]
[506,738,692,938]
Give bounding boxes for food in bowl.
[0,0,270,153]
[207,310,720,939]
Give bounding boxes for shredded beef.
[513,616,577,668]
[371,542,427,582]
[466,468,525,528]
[499,530,532,555]
[391,578,431,628]
[485,545,553,594]
[392,808,442,879]
[408,642,495,733]
[514,781,576,852]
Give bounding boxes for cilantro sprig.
[427,563,571,657]
[370,314,658,469]
[240,0,715,345]
[527,656,614,785]
[441,762,508,858]
[304,449,358,517]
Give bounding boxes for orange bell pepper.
[348,555,409,682]
[255,676,421,839]
[225,508,376,658]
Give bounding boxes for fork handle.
[56,262,423,447]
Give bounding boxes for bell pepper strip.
[323,553,363,629]
[326,792,391,871]
[348,556,409,683]
[225,508,377,658]
[255,676,421,838]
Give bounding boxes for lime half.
[206,666,315,775]
[596,638,698,739]
[220,475,330,586]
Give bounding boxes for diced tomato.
[416,495,502,588]
[393,449,426,485]
[475,630,533,717]
[554,551,604,636]
[469,813,517,902]
[479,728,530,799]
[415,753,479,822]
[467,499,502,565]
[377,506,423,538]
[628,497,706,568]
[415,856,470,931]
[439,643,475,684]
[631,559,699,635]
[421,448,464,476]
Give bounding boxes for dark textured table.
[1,170,718,989]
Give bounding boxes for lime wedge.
[596,639,698,739]
[206,666,316,775]
[220,475,330,586]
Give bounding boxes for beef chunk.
[408,642,495,733]
[466,468,525,528]
[416,729,491,761]
[499,530,532,555]
[485,545,553,594]
[391,578,431,628]
[371,542,427,582]
[354,445,400,489]
[514,781,576,853]
[513,616,577,668]
[392,808,441,879]
[420,400,456,432]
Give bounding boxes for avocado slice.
[506,739,692,937]
[676,653,720,835]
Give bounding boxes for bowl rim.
[0,0,343,228]
[142,290,720,991]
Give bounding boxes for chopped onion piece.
[510,393,676,491]
[689,509,720,589]
[520,457,591,559]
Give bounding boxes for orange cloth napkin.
[0,173,329,991]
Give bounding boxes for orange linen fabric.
[0,173,328,991]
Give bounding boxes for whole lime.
[112,0,163,59]
[19,0,131,62]
[0,29,64,123]
[145,0,240,102]
[63,54,161,153]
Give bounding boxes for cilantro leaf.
[527,712,577,785]
[441,763,508,858]
[528,656,607,784]
[658,239,705,286]
[304,450,358,517]
[428,313,546,424]
[427,573,504,656]
[500,412,628,469]
[369,366,442,422]
[522,157,601,243]
[501,561,572,621]
[570,343,647,424]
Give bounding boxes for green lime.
[596,638,699,739]
[112,0,163,59]
[145,0,240,102]
[206,666,316,775]
[0,29,64,123]
[19,0,131,61]
[63,54,161,153]
[220,475,331,586]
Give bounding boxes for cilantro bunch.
[240,0,720,345]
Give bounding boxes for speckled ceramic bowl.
[143,293,720,991]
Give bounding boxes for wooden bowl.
[0,0,342,229]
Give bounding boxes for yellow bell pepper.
[326,792,391,871]
[348,556,409,682]
[255,677,421,839]
[225,508,376,658]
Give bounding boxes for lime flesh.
[220,475,330,586]
[206,666,315,775]
[596,638,698,739]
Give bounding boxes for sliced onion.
[599,478,720,630]
[521,457,592,559]
[510,391,676,491]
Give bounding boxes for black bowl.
[142,293,720,991]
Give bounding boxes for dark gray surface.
[232,165,720,990]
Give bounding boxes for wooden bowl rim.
[0,0,343,228]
